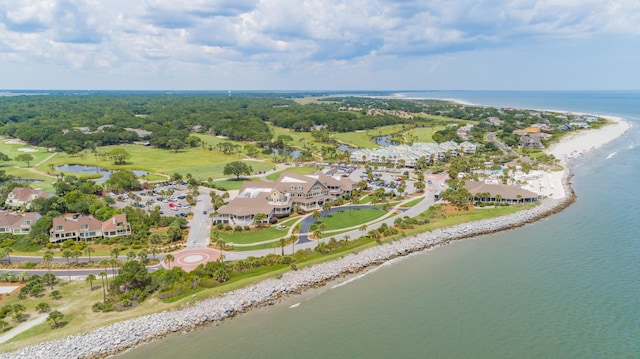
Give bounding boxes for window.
[56,225,63,231]
[80,224,88,230]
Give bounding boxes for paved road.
[186,186,214,248]
[487,132,517,156]
[224,190,438,261]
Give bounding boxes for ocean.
[119,91,640,358]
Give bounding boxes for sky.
[1,0,639,91]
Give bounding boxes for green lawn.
[215,226,290,244]
[402,197,425,207]
[405,126,446,143]
[211,178,266,191]
[332,124,405,149]
[35,145,275,181]
[265,165,319,181]
[315,208,386,231]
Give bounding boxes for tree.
[223,161,252,179]
[86,274,96,291]
[312,210,321,221]
[111,260,151,293]
[85,246,95,262]
[107,148,131,165]
[105,170,141,192]
[14,153,34,166]
[36,302,51,313]
[43,251,54,289]
[98,271,107,302]
[359,224,368,236]
[62,249,72,281]
[164,254,175,269]
[50,290,62,300]
[47,310,64,328]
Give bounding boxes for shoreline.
[1,116,630,359]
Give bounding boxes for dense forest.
[0,93,416,153]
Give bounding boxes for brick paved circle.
[165,248,221,272]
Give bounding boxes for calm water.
[120,91,640,358]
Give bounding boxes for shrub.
[234,226,243,232]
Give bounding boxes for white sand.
[17,148,38,152]
[546,115,631,164]
[542,115,631,199]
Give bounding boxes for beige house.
[5,187,52,209]
[0,212,40,235]
[50,213,131,242]
[214,171,354,226]
[464,181,540,204]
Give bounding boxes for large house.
[464,181,540,204]
[0,212,41,235]
[214,171,355,226]
[5,187,52,209]
[49,213,132,242]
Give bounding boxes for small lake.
[372,135,398,147]
[271,149,302,159]
[56,164,148,181]
[337,144,357,152]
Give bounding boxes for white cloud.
[0,0,638,89]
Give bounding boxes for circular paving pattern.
[165,248,222,272]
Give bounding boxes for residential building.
[0,212,40,235]
[5,187,52,209]
[214,171,354,226]
[49,213,132,242]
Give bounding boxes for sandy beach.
[539,115,631,199]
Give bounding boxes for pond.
[337,144,357,152]
[56,164,149,181]
[372,135,398,147]
[271,149,302,159]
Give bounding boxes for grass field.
[265,165,319,181]
[405,125,446,143]
[316,208,386,231]
[34,145,276,181]
[211,178,266,191]
[216,226,290,244]
[332,124,405,149]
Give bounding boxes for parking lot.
[110,182,213,218]
[327,164,419,195]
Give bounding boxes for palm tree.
[359,224,368,236]
[279,238,286,255]
[86,274,96,291]
[151,247,159,260]
[72,249,82,264]
[98,270,107,302]
[62,249,72,282]
[322,202,331,212]
[312,210,321,221]
[110,248,121,260]
[289,234,298,254]
[165,254,175,269]
[85,246,95,263]
[318,223,327,244]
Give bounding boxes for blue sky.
[1,0,639,90]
